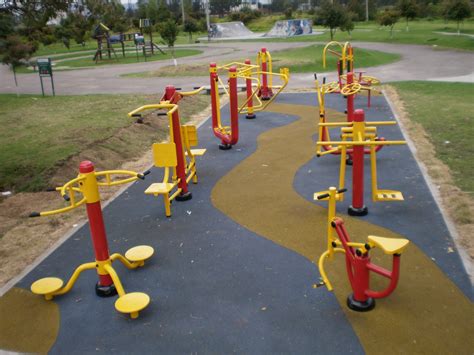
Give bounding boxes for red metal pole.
[164,85,191,200]
[244,59,256,119]
[209,62,219,130]
[347,255,375,311]
[228,66,239,146]
[260,48,272,101]
[346,72,355,122]
[79,161,115,297]
[348,109,368,216]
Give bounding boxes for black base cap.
[176,191,192,201]
[95,282,117,298]
[348,205,368,216]
[347,294,375,312]
[261,96,271,101]
[246,114,256,119]
[346,157,353,166]
[219,143,232,150]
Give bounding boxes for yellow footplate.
[31,277,64,300]
[145,183,175,195]
[125,245,154,264]
[374,189,404,201]
[186,148,207,156]
[115,292,150,319]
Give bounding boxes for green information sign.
[37,58,55,96]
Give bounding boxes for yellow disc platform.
[115,292,150,319]
[31,277,64,296]
[125,245,154,262]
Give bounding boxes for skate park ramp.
[265,19,313,37]
[209,21,261,39]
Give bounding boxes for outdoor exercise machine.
[322,41,381,107]
[209,56,289,149]
[29,161,154,319]
[314,187,410,311]
[315,72,385,160]
[315,108,406,216]
[128,85,207,216]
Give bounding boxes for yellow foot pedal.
[115,292,150,319]
[186,148,207,156]
[31,277,64,300]
[374,190,404,201]
[125,245,154,266]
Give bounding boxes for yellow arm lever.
[127,103,178,117]
[95,170,148,187]
[178,86,205,96]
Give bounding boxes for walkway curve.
[0,42,472,95]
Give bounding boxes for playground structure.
[315,187,410,311]
[92,21,164,64]
[315,108,406,216]
[315,72,385,160]
[29,161,154,319]
[322,41,381,107]
[209,48,289,149]
[128,86,207,217]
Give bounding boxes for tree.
[398,0,418,31]
[340,11,355,39]
[316,1,347,40]
[184,18,199,42]
[210,0,241,17]
[159,19,179,52]
[442,0,472,34]
[378,9,400,39]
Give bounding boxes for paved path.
[1,42,472,95]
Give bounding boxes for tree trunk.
[12,65,19,97]
[457,21,460,35]
[406,18,409,32]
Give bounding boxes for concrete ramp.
[209,21,258,39]
[265,19,313,37]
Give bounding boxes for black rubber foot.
[176,191,192,201]
[347,294,375,312]
[219,143,232,150]
[95,282,117,298]
[348,205,368,216]
[261,96,271,101]
[346,157,353,166]
[246,114,256,119]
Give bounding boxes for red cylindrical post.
[347,255,375,311]
[346,72,354,122]
[164,85,191,200]
[209,63,219,130]
[348,109,368,216]
[79,161,115,296]
[244,59,256,119]
[228,66,239,146]
[260,48,272,101]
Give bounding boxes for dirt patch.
[0,95,213,290]
[385,85,474,262]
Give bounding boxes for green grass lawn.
[0,94,209,192]
[123,44,400,78]
[391,81,474,193]
[242,19,474,51]
[18,49,202,73]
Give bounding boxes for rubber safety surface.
[0,93,472,354]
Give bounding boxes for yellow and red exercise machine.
[128,85,207,217]
[322,41,381,107]
[314,187,410,311]
[209,48,289,150]
[315,108,406,216]
[315,72,385,160]
[29,161,154,319]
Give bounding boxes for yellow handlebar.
[178,86,205,96]
[127,103,178,117]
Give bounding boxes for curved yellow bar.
[52,262,96,296]
[95,170,141,187]
[322,41,343,69]
[127,103,178,117]
[179,86,205,96]
[318,248,345,291]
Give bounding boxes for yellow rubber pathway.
[212,103,474,354]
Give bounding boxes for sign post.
[37,58,55,97]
